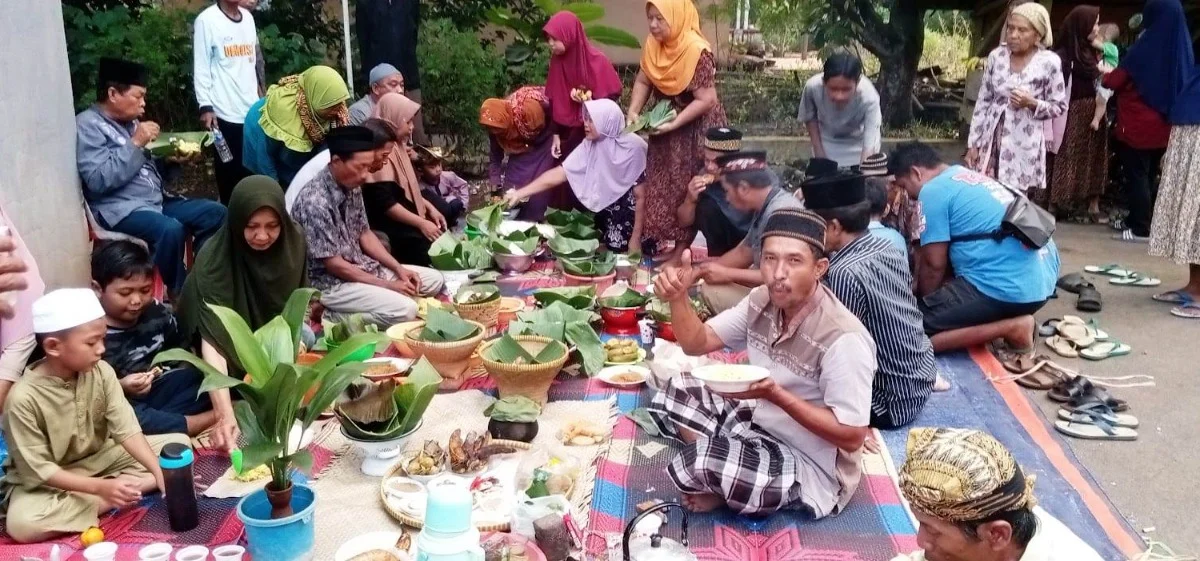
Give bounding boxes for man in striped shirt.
[803,171,936,428]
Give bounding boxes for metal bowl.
[494,251,535,274]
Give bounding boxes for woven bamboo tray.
[379,439,533,531]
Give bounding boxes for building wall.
[594,0,731,64]
[0,3,91,288]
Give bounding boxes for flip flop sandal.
[1152,290,1195,304]
[1170,301,1200,319]
[1048,374,1093,403]
[1084,264,1137,278]
[1110,274,1162,287]
[1076,285,1103,312]
[1085,319,1109,341]
[1054,418,1138,441]
[1069,383,1130,412]
[1044,335,1081,358]
[998,355,1059,390]
[1056,273,1088,294]
[1080,340,1132,360]
[1038,318,1061,337]
[1055,322,1096,348]
[1058,402,1139,429]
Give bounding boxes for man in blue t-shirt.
[888,142,1059,354]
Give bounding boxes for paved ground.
[1029,223,1197,555]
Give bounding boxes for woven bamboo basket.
[479,336,569,406]
[380,439,533,530]
[404,320,486,389]
[453,296,502,328]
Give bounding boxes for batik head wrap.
[479,86,548,155]
[899,428,1038,522]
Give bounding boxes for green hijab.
[260,65,350,152]
[178,176,309,363]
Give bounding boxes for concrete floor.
[1030,223,1198,555]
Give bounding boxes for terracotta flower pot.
[265,481,294,519]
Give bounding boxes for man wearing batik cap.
[348,63,407,126]
[649,209,875,517]
[894,428,1102,561]
[692,151,802,314]
[677,127,754,257]
[803,171,936,429]
[2,289,190,543]
[291,126,444,328]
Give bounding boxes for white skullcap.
[32,289,106,334]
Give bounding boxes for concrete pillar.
[0,3,90,287]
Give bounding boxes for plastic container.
[211,126,234,163]
[160,443,198,532]
[137,543,172,561]
[237,484,317,561]
[83,542,118,561]
[174,546,208,561]
[212,544,246,561]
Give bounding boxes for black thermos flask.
[159,442,199,532]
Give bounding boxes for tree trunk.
[876,0,926,128]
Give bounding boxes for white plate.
[362,357,414,380]
[691,364,771,394]
[334,531,415,561]
[598,365,650,388]
[604,348,647,366]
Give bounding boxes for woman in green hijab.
[177,175,310,451]
[243,65,350,187]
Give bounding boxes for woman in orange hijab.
[627,0,728,259]
[479,86,560,221]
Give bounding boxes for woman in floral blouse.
[966,2,1067,200]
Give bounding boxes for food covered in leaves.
[336,357,441,441]
[531,286,596,310]
[429,232,492,270]
[547,235,600,260]
[418,308,482,342]
[561,253,618,277]
[561,420,608,446]
[455,284,501,305]
[323,313,383,349]
[484,332,568,366]
[604,339,640,363]
[624,100,678,134]
[483,396,542,423]
[405,440,447,476]
[509,302,605,376]
[599,286,649,308]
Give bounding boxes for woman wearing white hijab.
[503,99,647,253]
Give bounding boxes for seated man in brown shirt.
[649,209,876,517]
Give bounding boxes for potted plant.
[452,283,503,329]
[404,308,487,389]
[483,395,543,442]
[598,286,649,336]
[153,289,376,561]
[508,302,606,376]
[479,332,570,406]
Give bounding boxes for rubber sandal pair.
[1153,290,1195,305]
[1055,402,1139,441]
[1170,301,1200,320]
[1110,273,1162,287]
[1000,354,1072,390]
[1080,340,1132,360]
[1048,375,1130,412]
[1085,264,1162,287]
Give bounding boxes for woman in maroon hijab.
[544,11,624,162]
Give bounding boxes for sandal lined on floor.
[1045,335,1081,358]
[1110,274,1161,287]
[1054,416,1138,441]
[1076,284,1103,312]
[1056,273,1088,294]
[1048,376,1139,412]
[1057,402,1139,429]
[1170,302,1200,319]
[1084,264,1137,278]
[1080,340,1132,360]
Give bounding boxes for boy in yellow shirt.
[0,289,190,543]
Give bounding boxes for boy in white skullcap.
[0,289,190,543]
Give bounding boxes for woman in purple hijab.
[502,99,647,253]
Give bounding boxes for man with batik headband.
[77,58,228,296]
[803,171,936,429]
[691,151,802,314]
[649,209,875,516]
[677,127,754,257]
[894,428,1102,561]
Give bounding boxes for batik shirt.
[103,302,186,378]
[290,167,387,291]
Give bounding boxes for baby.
[1091,23,1121,130]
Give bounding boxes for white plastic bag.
[647,339,720,389]
[510,493,575,540]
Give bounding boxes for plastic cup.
[83,542,118,561]
[138,542,173,561]
[175,545,209,561]
[212,545,246,561]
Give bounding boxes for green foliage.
[486,0,640,65]
[455,284,502,305]
[417,18,506,148]
[510,302,605,375]
[484,396,542,422]
[153,289,370,490]
[429,232,493,270]
[532,286,596,310]
[258,24,330,85]
[485,332,568,364]
[419,308,482,342]
[599,286,649,308]
[337,357,441,439]
[561,253,618,277]
[548,236,600,260]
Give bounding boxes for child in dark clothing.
[90,241,215,436]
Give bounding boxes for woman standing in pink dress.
[626,0,727,259]
[966,2,1067,200]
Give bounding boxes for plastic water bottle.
[211,126,234,163]
[160,443,199,532]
